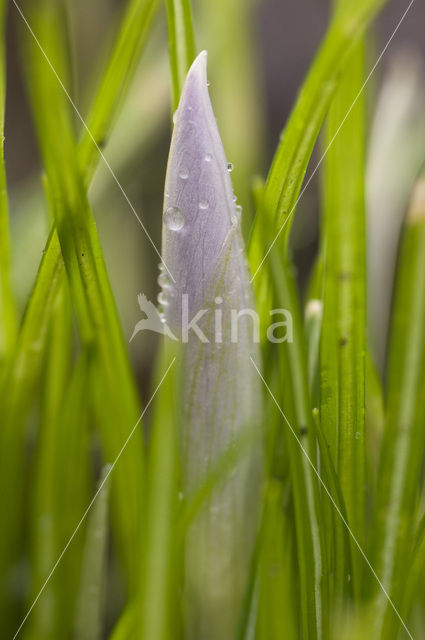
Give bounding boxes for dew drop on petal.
[227,162,234,172]
[204,153,212,162]
[236,205,242,216]
[163,206,185,231]
[158,290,168,306]
[158,271,170,288]
[199,200,209,210]
[172,110,178,124]
[355,431,360,440]
[179,169,189,180]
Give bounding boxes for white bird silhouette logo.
[129,294,177,342]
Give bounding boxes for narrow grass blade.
[0,0,161,611]
[402,513,425,620]
[365,349,384,484]
[367,176,425,638]
[137,343,179,640]
[21,0,144,588]
[165,0,196,111]
[0,229,64,632]
[246,10,388,620]
[9,0,163,394]
[320,40,367,563]
[28,347,91,639]
[74,465,111,640]
[268,251,329,640]
[249,0,389,272]
[78,0,160,181]
[256,480,298,640]
[110,603,137,640]
[27,284,73,639]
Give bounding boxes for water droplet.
[163,206,185,231]
[159,312,166,324]
[158,262,165,272]
[187,105,193,112]
[215,296,223,305]
[158,291,168,306]
[179,169,189,180]
[227,162,234,172]
[236,205,242,216]
[232,194,237,202]
[347,574,352,582]
[204,153,212,162]
[231,214,238,226]
[355,431,360,440]
[178,491,184,500]
[199,200,209,210]
[207,80,211,87]
[172,110,178,124]
[158,272,169,288]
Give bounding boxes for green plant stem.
[79,0,160,181]
[165,0,196,111]
[320,41,367,573]
[402,512,425,621]
[22,0,144,587]
[74,465,110,640]
[138,343,179,640]
[256,480,298,640]
[367,179,425,638]
[0,0,159,612]
[27,283,73,639]
[269,251,329,640]
[247,3,386,631]
[249,0,389,274]
[0,228,64,632]
[30,347,91,640]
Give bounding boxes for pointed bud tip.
[190,50,208,73]
[182,51,208,97]
[175,52,209,118]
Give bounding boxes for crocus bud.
[160,51,262,639]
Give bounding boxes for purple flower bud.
[160,52,262,639]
